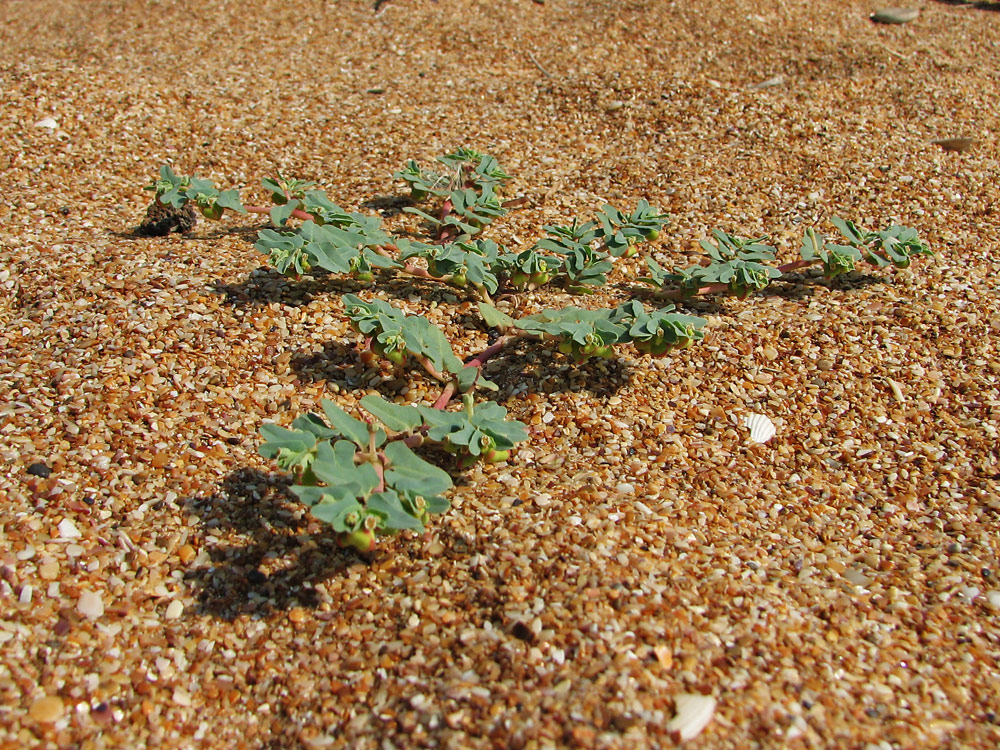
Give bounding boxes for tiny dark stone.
[247,569,268,585]
[53,618,71,636]
[122,350,136,358]
[59,206,71,216]
[510,620,535,642]
[83,497,94,505]
[27,462,52,478]
[512,498,523,507]
[91,702,113,725]
[152,501,164,511]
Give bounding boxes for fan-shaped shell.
[744,413,776,443]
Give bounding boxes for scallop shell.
[744,413,776,443]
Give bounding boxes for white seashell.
[57,518,81,538]
[886,378,905,403]
[667,693,717,741]
[744,413,776,443]
[35,117,58,129]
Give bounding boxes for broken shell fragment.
[667,693,717,742]
[931,137,974,153]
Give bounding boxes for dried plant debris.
[138,198,198,236]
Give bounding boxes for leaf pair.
[255,221,396,278]
[148,165,246,219]
[259,397,452,535]
[479,300,706,359]
[344,295,497,392]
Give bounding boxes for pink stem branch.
[246,205,314,223]
[654,259,822,300]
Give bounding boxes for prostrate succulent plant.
[140,149,932,553]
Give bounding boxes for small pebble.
[177,544,196,564]
[27,462,52,478]
[29,695,65,723]
[844,568,872,587]
[426,540,445,556]
[165,600,184,620]
[39,561,59,580]
[57,518,81,539]
[985,591,1000,611]
[932,137,974,153]
[751,75,784,89]
[77,590,104,620]
[871,7,919,24]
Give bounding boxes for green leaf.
[216,189,247,214]
[477,302,516,329]
[291,412,339,440]
[367,491,425,531]
[320,399,384,448]
[270,200,301,227]
[403,206,442,225]
[399,316,465,374]
[455,366,497,393]
[424,495,450,514]
[383,441,454,497]
[360,395,422,433]
[308,495,365,530]
[310,439,381,497]
[259,424,317,473]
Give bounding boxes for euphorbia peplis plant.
[141,149,932,554]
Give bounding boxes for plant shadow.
[208,268,391,308]
[289,341,412,402]
[360,194,412,218]
[181,467,482,621]
[209,268,329,307]
[112,223,265,241]
[933,0,1000,10]
[484,346,632,399]
[181,468,354,620]
[289,340,358,385]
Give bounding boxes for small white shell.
[667,693,717,742]
[34,117,58,129]
[744,413,776,443]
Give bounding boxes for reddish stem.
[777,259,815,274]
[246,205,314,223]
[372,455,386,492]
[428,334,515,411]
[432,384,456,410]
[467,335,512,369]
[436,198,454,243]
[654,259,822,300]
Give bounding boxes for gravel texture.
[2,0,1000,748]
